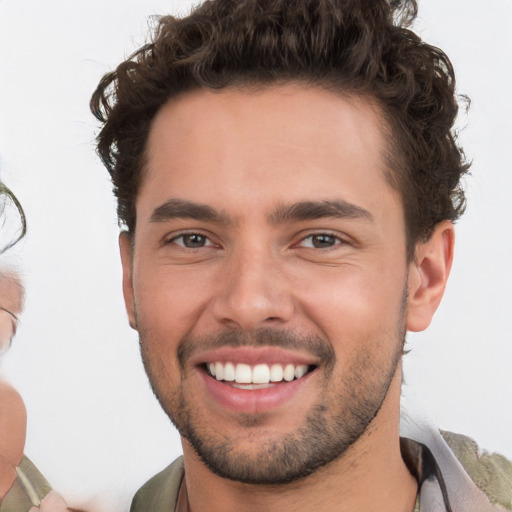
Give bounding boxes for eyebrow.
[150,198,372,226]
[269,200,373,224]
[150,199,233,225]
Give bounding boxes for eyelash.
[297,233,346,249]
[165,231,346,251]
[166,232,216,249]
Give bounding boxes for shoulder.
[130,456,184,512]
[441,431,512,511]
[0,456,52,512]
[0,380,27,467]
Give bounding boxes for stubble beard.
[138,313,406,485]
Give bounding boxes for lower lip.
[199,369,314,414]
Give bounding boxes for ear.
[119,232,138,330]
[406,221,455,332]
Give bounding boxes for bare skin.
[182,364,415,512]
[0,379,26,501]
[0,271,23,355]
[120,85,454,512]
[0,271,25,500]
[0,271,73,510]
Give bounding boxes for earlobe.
[119,232,138,330]
[406,221,455,332]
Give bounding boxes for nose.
[211,247,295,331]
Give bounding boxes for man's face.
[123,85,413,483]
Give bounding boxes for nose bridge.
[211,240,294,330]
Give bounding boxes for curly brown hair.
[91,0,468,257]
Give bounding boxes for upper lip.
[189,346,320,367]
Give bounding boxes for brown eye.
[300,234,340,249]
[173,234,210,248]
[312,234,337,248]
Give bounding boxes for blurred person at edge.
[0,184,85,512]
[89,0,511,511]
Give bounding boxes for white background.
[0,1,510,510]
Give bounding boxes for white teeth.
[232,383,273,390]
[270,364,284,382]
[207,362,311,384]
[253,364,270,384]
[235,363,252,384]
[215,362,224,381]
[294,365,308,379]
[283,364,295,382]
[223,362,235,381]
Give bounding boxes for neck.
[181,367,417,512]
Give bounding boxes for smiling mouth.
[204,362,317,389]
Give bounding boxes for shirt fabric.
[0,456,52,512]
[130,426,512,512]
[1,424,510,511]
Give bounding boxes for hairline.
[128,80,417,260]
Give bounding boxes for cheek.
[295,263,407,353]
[0,314,15,353]
[134,263,214,341]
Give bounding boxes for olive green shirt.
[130,431,512,512]
[1,430,510,511]
[0,456,52,512]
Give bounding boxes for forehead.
[139,85,399,223]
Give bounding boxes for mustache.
[177,328,335,369]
